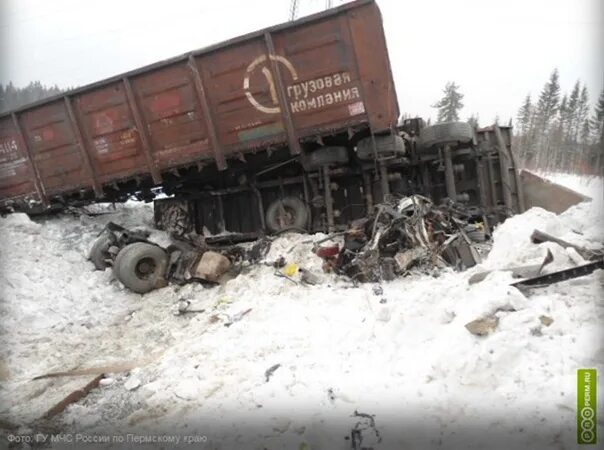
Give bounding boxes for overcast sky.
[0,0,601,124]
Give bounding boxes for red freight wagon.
[0,0,521,239]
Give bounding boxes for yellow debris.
[283,263,299,277]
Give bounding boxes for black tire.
[356,135,405,160]
[265,197,309,233]
[302,146,349,170]
[113,242,168,294]
[419,121,474,149]
[89,233,114,270]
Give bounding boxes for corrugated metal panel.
[0,0,399,209]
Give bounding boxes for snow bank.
[0,194,603,449]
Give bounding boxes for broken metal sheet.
[264,364,281,382]
[531,229,603,261]
[511,259,604,292]
[469,249,554,285]
[42,374,104,420]
[394,247,427,271]
[520,169,590,214]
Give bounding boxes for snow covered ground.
[0,176,603,450]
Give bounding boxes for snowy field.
[0,175,603,450]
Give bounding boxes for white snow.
[0,176,603,449]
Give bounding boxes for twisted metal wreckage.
[89,195,475,291]
[0,0,596,294]
[89,191,602,296]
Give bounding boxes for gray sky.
[1,0,601,124]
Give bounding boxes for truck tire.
[356,135,405,159]
[419,121,474,149]
[302,146,349,170]
[113,242,168,294]
[89,234,114,270]
[265,197,309,233]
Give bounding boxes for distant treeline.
[514,69,603,176]
[0,81,64,114]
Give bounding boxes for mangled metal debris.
[88,222,272,294]
[511,259,604,292]
[468,228,603,293]
[315,195,484,282]
[530,229,604,261]
[468,249,554,285]
[88,195,487,292]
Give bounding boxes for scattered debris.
[325,196,483,282]
[349,410,382,450]
[531,229,603,261]
[42,374,104,420]
[539,315,554,327]
[264,364,281,382]
[394,247,427,272]
[274,270,298,284]
[511,259,604,292]
[283,263,299,277]
[224,308,252,327]
[299,268,322,285]
[32,354,162,380]
[314,244,340,259]
[273,256,287,268]
[194,251,232,282]
[327,388,336,402]
[465,316,499,336]
[174,299,205,316]
[93,195,485,291]
[469,249,554,285]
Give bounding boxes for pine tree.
[535,69,561,132]
[551,94,568,170]
[516,94,537,166]
[467,114,479,128]
[0,81,65,113]
[533,69,561,170]
[517,95,532,135]
[576,86,590,143]
[590,88,604,144]
[432,82,464,122]
[565,81,580,142]
[580,119,591,143]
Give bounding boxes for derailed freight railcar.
[0,0,522,241]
